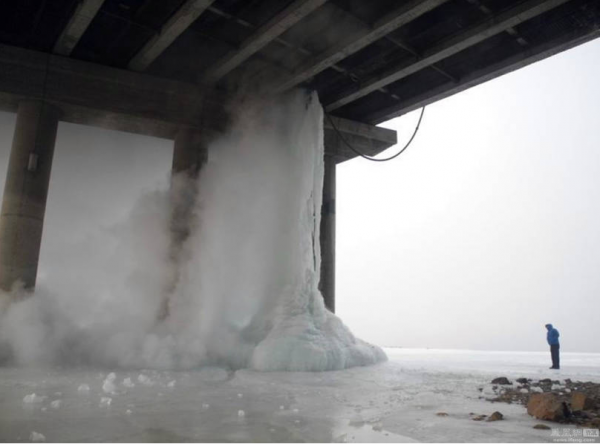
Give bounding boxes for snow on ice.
[1,349,599,442]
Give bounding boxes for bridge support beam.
[0,101,60,292]
[319,154,336,312]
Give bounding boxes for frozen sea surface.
[1,348,599,443]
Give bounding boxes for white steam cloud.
[0,91,386,371]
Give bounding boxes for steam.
[0,91,386,371]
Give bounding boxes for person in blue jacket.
[545,324,560,369]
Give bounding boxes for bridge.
[0,0,598,311]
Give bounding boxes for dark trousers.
[550,344,560,369]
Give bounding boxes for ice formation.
[0,90,385,372]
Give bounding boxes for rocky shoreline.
[483,376,600,428]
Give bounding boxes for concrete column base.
[0,101,60,292]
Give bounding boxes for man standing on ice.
[545,324,560,369]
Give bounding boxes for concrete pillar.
[172,129,209,175]
[319,154,336,312]
[159,128,209,319]
[0,101,60,292]
[169,129,209,247]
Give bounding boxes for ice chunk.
[551,384,562,390]
[77,384,90,393]
[29,432,45,442]
[23,393,46,404]
[103,373,117,394]
[237,393,243,398]
[50,400,62,409]
[237,410,245,418]
[531,386,543,393]
[519,388,528,394]
[122,377,135,388]
[99,397,112,407]
[201,403,210,410]
[126,409,132,415]
[137,374,154,386]
[167,380,176,388]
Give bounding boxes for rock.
[487,411,504,422]
[571,392,595,411]
[517,378,529,384]
[492,377,512,385]
[533,424,551,430]
[472,414,487,421]
[436,412,449,417]
[589,418,600,427]
[527,393,568,421]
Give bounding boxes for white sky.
[337,38,600,353]
[1,38,599,353]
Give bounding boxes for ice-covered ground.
[1,348,599,443]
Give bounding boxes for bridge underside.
[0,0,599,311]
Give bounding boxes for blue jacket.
[546,324,560,346]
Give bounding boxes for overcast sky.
[1,38,599,354]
